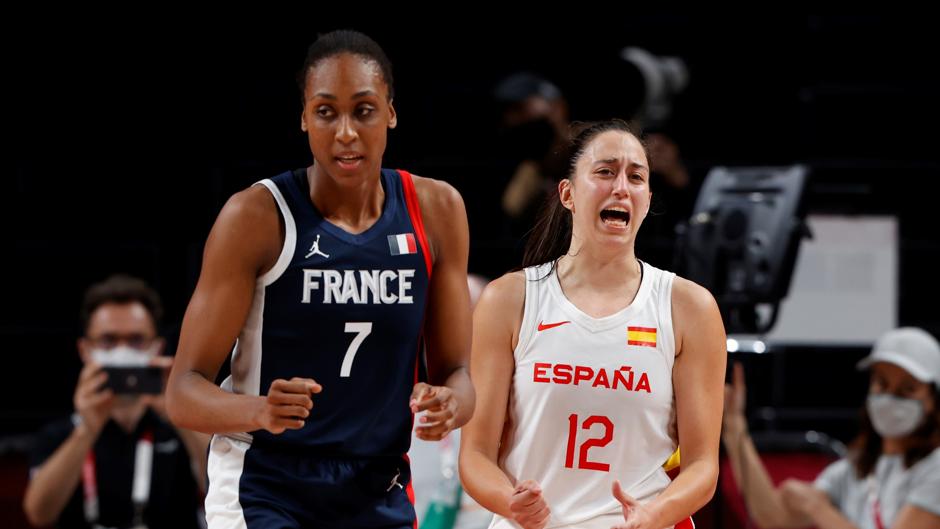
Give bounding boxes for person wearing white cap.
[722,327,940,529]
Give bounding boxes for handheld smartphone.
[103,366,163,395]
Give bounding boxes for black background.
[4,14,939,440]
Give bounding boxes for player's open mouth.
[600,207,630,229]
[336,155,364,170]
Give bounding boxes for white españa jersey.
[491,260,679,529]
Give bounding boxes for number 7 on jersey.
[341,322,373,377]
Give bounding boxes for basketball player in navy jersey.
[166,30,475,529]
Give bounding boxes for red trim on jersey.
[398,170,433,277]
[413,340,421,398]
[401,170,432,529]
[403,453,418,529]
[675,515,695,529]
[409,336,423,430]
[414,346,421,385]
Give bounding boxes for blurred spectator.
[23,275,208,529]
[721,328,940,529]
[494,72,573,240]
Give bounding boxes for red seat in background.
[0,439,31,529]
[719,451,839,529]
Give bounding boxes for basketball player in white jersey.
[459,120,726,529]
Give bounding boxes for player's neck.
[556,252,643,316]
[308,165,385,234]
[557,247,641,289]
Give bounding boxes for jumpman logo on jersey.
[386,468,404,492]
[305,234,330,259]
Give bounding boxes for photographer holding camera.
[23,275,209,529]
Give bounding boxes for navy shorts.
[205,435,416,529]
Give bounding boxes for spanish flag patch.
[627,326,657,347]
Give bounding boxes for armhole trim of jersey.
[255,179,296,286]
[660,269,677,361]
[398,170,433,278]
[513,267,540,359]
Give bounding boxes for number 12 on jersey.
[565,414,614,472]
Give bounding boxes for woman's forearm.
[23,424,97,526]
[722,428,806,528]
[643,458,718,528]
[458,448,516,518]
[167,370,264,434]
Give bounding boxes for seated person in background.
[722,327,940,529]
[23,275,209,529]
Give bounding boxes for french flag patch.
[388,233,417,255]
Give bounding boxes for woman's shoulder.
[812,456,859,497]
[408,173,464,216]
[909,446,940,477]
[474,271,527,345]
[667,270,713,303]
[406,173,467,264]
[479,271,526,307]
[670,274,720,320]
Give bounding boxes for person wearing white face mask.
[23,275,209,529]
[722,327,940,529]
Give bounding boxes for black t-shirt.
[29,410,202,529]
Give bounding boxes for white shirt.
[814,447,940,529]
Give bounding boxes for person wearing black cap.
[493,72,573,236]
[722,327,940,529]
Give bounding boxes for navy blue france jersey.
[221,168,432,457]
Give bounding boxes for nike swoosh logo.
[537,320,571,332]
